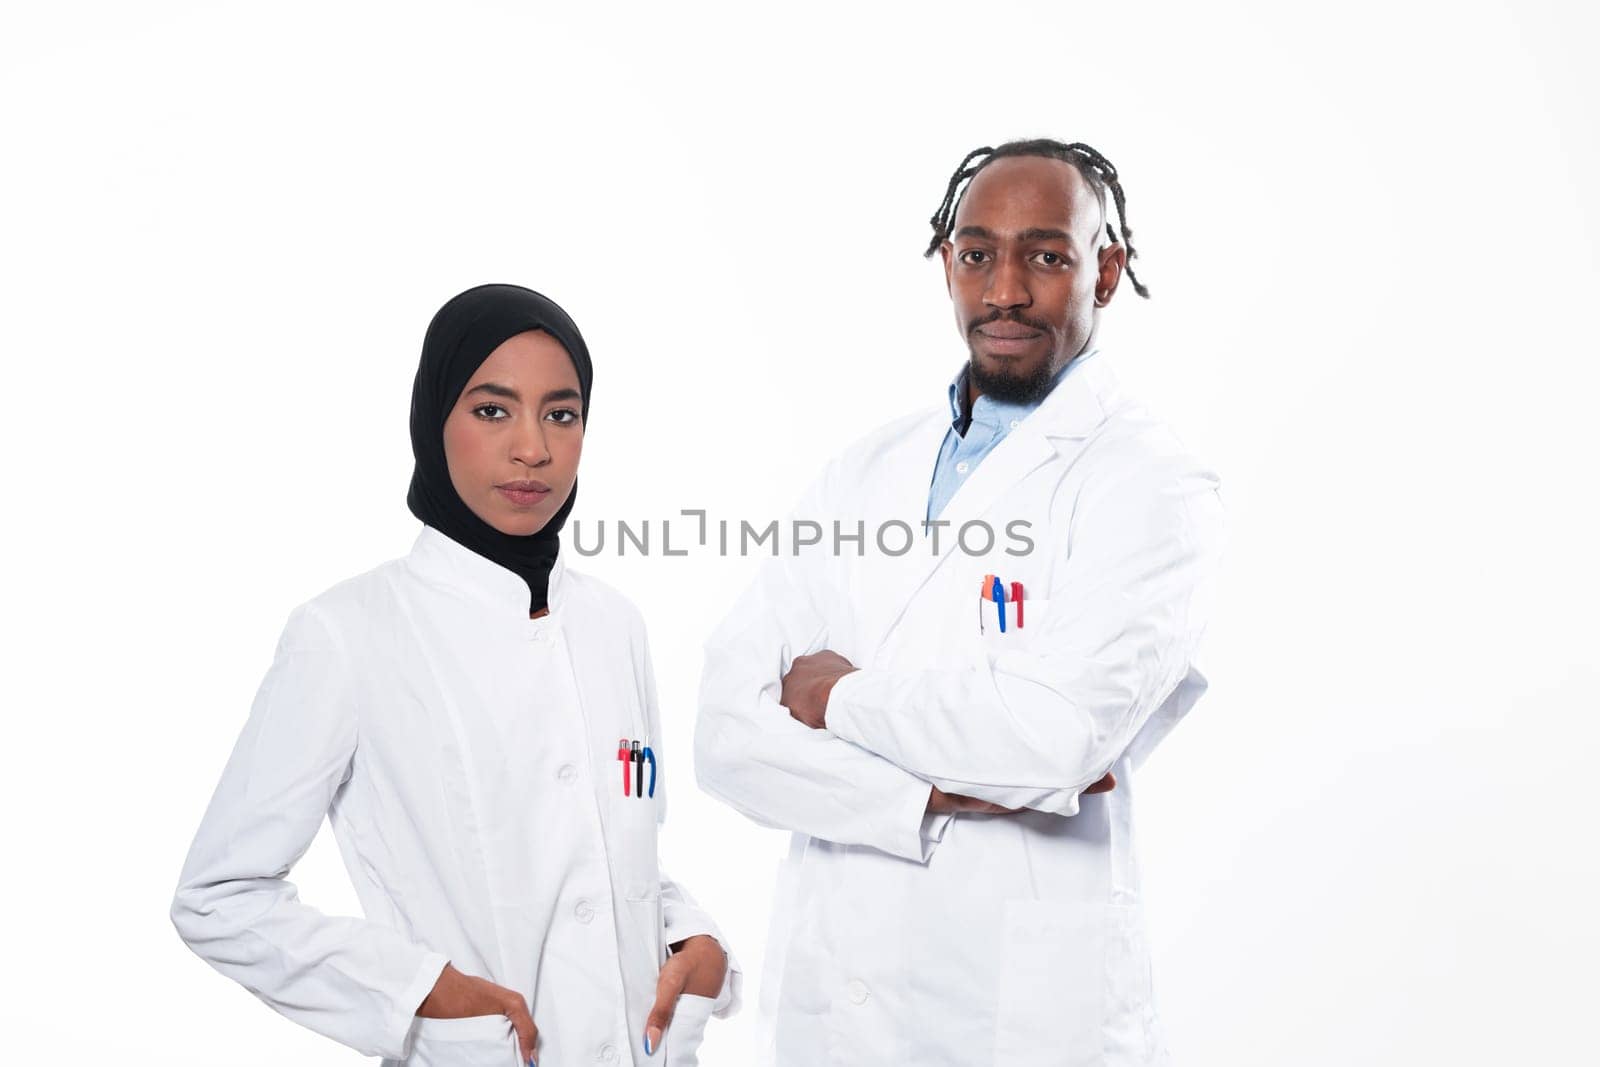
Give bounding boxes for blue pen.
[991,576,1006,633]
[642,746,657,798]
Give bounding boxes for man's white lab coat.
[696,355,1222,1065]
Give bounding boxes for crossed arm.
[778,650,1115,813]
[694,455,1223,856]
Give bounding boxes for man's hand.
[1084,771,1117,794]
[926,772,1116,815]
[417,962,538,1063]
[927,785,1018,814]
[644,934,728,1054]
[780,650,857,730]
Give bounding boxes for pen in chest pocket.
[617,737,656,799]
[978,574,1026,634]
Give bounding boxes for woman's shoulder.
[278,555,413,646]
[559,566,648,635]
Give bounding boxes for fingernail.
[646,1025,663,1054]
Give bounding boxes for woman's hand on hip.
[418,962,539,1064]
[644,935,726,1054]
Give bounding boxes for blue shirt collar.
[947,347,1100,435]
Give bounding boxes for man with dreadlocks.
[696,139,1224,1065]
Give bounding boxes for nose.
[983,254,1031,312]
[511,419,552,467]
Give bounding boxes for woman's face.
[443,329,584,537]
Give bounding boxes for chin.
[969,349,1056,405]
[487,509,551,537]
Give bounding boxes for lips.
[977,323,1043,340]
[496,480,551,507]
[974,323,1045,357]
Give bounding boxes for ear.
[1094,240,1126,307]
[938,240,955,296]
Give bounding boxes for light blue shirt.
[926,349,1100,521]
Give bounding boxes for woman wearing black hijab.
[173,285,738,1067]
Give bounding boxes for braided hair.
[924,139,1150,299]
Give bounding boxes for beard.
[967,348,1057,405]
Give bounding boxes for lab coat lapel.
[851,411,950,657]
[861,357,1117,656]
[941,357,1117,529]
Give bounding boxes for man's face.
[939,156,1124,402]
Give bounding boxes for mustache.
[966,310,1053,336]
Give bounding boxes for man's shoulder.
[1068,393,1223,516]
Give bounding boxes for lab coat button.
[574,899,595,923]
[955,461,970,475]
[557,763,577,783]
[1009,419,1021,430]
[847,979,869,1004]
[598,1044,619,1063]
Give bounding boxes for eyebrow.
[464,383,583,405]
[953,224,1075,244]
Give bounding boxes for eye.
[472,404,509,421]
[546,407,581,425]
[1033,251,1068,267]
[958,249,989,265]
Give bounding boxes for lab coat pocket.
[611,774,663,904]
[975,596,1050,658]
[662,993,716,1067]
[403,1014,519,1067]
[993,898,1132,1067]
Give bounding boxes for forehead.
[469,329,580,385]
[952,156,1102,240]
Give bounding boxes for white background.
[3,1,1596,1063]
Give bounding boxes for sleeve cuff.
[823,669,869,748]
[711,944,744,1017]
[827,672,945,863]
[921,811,954,848]
[666,929,744,1018]
[385,951,451,1061]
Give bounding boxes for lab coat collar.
[405,523,568,619]
[945,349,1095,437]
[1035,346,1118,441]
[858,353,1120,654]
[937,349,1117,524]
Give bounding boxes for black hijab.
[406,283,593,615]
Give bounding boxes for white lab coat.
[696,355,1223,1066]
[173,526,739,1066]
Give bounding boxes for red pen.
[1011,581,1024,628]
[618,738,631,797]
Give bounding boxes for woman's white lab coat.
[172,525,738,1066]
